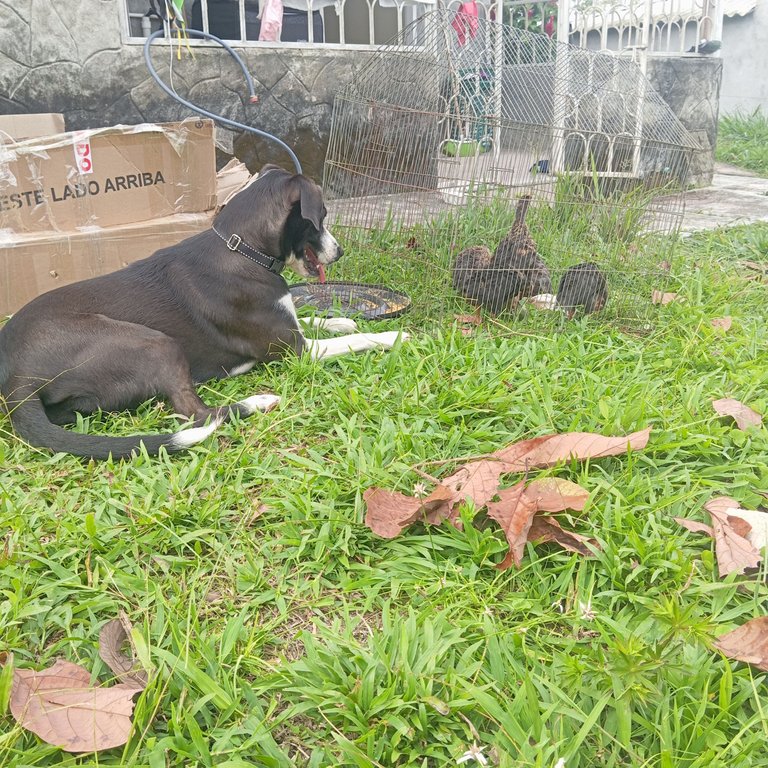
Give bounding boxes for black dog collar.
[212,226,284,275]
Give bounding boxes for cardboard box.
[0,113,65,142]
[0,119,216,233]
[0,212,214,317]
[0,160,254,317]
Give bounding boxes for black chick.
[492,195,552,299]
[556,262,608,319]
[452,244,523,314]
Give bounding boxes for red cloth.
[452,1,479,46]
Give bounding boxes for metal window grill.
[322,9,703,330]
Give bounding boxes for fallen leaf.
[711,316,732,331]
[727,508,768,550]
[527,515,598,557]
[714,616,768,672]
[703,496,742,516]
[438,460,510,519]
[494,428,651,471]
[675,517,714,537]
[702,497,762,577]
[405,236,420,250]
[524,478,590,512]
[454,312,482,326]
[712,398,763,431]
[652,290,678,305]
[363,486,454,539]
[99,616,148,687]
[702,496,768,551]
[740,260,767,273]
[10,659,142,753]
[486,480,538,569]
[658,260,671,272]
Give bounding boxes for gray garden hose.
[143,28,302,174]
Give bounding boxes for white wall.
[720,7,768,114]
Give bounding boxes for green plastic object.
[441,138,493,157]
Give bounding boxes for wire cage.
[322,9,702,330]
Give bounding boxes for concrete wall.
[720,8,768,115]
[1,0,720,186]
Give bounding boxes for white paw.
[365,331,409,349]
[169,416,223,449]
[322,317,359,334]
[236,393,281,415]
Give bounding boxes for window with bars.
[123,0,431,46]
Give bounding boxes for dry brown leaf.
[439,460,509,517]
[711,316,732,331]
[486,480,538,569]
[674,517,715,537]
[494,428,651,472]
[99,616,148,687]
[527,515,598,557]
[701,497,762,577]
[652,290,679,305]
[703,496,742,516]
[454,312,482,326]
[714,616,768,672]
[712,398,763,431]
[659,260,672,272]
[703,496,768,550]
[10,659,142,753]
[363,486,454,539]
[728,509,768,550]
[740,260,768,273]
[524,478,590,512]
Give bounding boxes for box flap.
[0,113,66,143]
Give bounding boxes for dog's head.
[215,164,342,280]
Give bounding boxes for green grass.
[1,223,768,766]
[716,109,768,177]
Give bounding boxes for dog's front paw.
[322,317,358,334]
[235,393,281,415]
[365,331,409,349]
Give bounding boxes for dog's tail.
[4,392,227,461]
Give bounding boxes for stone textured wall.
[1,1,720,186]
[647,57,722,186]
[0,0,363,181]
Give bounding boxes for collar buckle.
[226,233,242,251]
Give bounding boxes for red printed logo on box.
[73,133,93,175]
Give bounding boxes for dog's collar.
[212,226,284,275]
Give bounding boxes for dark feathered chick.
[452,244,523,314]
[492,195,552,298]
[451,195,551,315]
[556,262,608,319]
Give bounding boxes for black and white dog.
[0,165,406,460]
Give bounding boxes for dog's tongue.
[306,247,326,283]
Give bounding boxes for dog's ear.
[287,176,323,230]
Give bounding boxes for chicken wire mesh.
[322,9,702,330]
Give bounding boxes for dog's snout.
[335,243,344,262]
